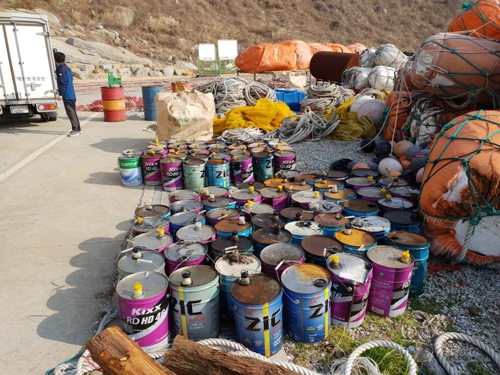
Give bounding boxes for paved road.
[0,108,154,373]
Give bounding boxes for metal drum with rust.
[260,243,305,281]
[377,195,414,213]
[253,213,286,231]
[205,208,240,228]
[231,186,262,208]
[314,213,351,237]
[283,181,314,196]
[343,199,379,217]
[356,187,387,203]
[292,173,322,186]
[215,217,252,238]
[308,201,342,215]
[335,227,377,258]
[313,179,343,193]
[260,186,288,211]
[323,187,356,203]
[165,150,188,160]
[388,186,420,206]
[135,204,171,220]
[301,235,343,268]
[291,191,322,209]
[131,216,170,237]
[378,177,408,189]
[170,200,204,215]
[186,150,210,162]
[202,196,236,212]
[210,232,254,261]
[169,211,206,240]
[176,222,216,244]
[280,207,314,223]
[117,247,166,278]
[350,216,391,245]
[383,209,423,233]
[252,227,293,257]
[164,242,208,276]
[168,189,201,203]
[345,176,377,192]
[264,177,290,188]
[131,229,173,253]
[284,221,323,246]
[200,186,230,200]
[242,201,275,217]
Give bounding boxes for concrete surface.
[0,109,154,373]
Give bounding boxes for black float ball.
[330,158,352,171]
[360,138,376,153]
[402,169,417,187]
[419,141,431,150]
[375,140,392,157]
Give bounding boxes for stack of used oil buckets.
[115,137,430,357]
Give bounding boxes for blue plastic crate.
[275,89,306,112]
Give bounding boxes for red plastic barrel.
[101,87,126,122]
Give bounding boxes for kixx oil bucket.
[205,207,240,228]
[252,227,293,257]
[182,158,206,191]
[168,189,201,203]
[253,213,286,231]
[170,266,220,341]
[351,216,391,245]
[118,153,143,187]
[367,246,414,317]
[284,221,323,246]
[242,200,275,217]
[314,213,351,238]
[260,186,288,211]
[117,247,166,278]
[383,210,423,233]
[231,272,283,357]
[169,211,206,240]
[215,216,252,238]
[131,216,170,237]
[356,187,387,203]
[210,232,254,261]
[301,235,343,268]
[377,194,414,213]
[274,150,297,174]
[279,207,314,223]
[202,196,236,212]
[345,176,377,192]
[253,151,274,183]
[160,158,183,192]
[200,186,230,200]
[260,243,305,280]
[131,227,173,253]
[385,231,430,296]
[230,155,254,186]
[281,263,331,343]
[176,222,216,244]
[335,227,377,258]
[170,200,203,215]
[343,199,379,217]
[141,151,164,186]
[323,186,356,203]
[205,158,230,188]
[164,242,208,276]
[291,191,322,209]
[231,185,262,208]
[116,271,170,351]
[308,201,343,215]
[327,253,373,328]
[215,253,261,319]
[135,204,170,219]
[388,186,420,206]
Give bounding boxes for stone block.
[88,73,108,80]
[161,67,175,76]
[149,71,163,77]
[73,70,88,80]
[117,67,132,79]
[78,64,95,72]
[133,67,149,77]
[174,68,186,75]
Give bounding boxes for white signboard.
[218,40,238,60]
[198,44,216,61]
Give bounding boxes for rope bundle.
[300,84,355,116]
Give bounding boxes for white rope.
[197,338,250,351]
[217,127,265,143]
[434,332,500,375]
[230,350,320,375]
[300,84,354,116]
[245,81,277,106]
[456,220,475,263]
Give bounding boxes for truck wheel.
[48,116,57,121]
[40,114,49,122]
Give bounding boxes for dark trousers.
[63,99,81,132]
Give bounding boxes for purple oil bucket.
[327,253,373,328]
[131,229,173,253]
[230,155,254,186]
[200,186,230,201]
[345,176,377,192]
[164,242,208,276]
[259,186,288,212]
[116,271,170,352]
[205,207,240,227]
[176,222,216,244]
[274,150,297,174]
[356,187,386,203]
[291,191,323,209]
[141,151,164,186]
[377,195,414,213]
[388,186,420,206]
[231,186,262,208]
[367,246,414,317]
[170,200,203,215]
[168,189,201,203]
[160,158,184,191]
[259,243,305,281]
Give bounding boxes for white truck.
[0,12,58,121]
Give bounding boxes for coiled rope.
[217,127,265,143]
[245,81,277,106]
[300,84,354,116]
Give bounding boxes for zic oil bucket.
[210,233,254,262]
[350,216,391,245]
[383,210,423,233]
[205,158,230,188]
[215,217,252,238]
[169,211,206,240]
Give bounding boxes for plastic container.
[275,89,306,111]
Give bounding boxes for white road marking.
[0,112,100,183]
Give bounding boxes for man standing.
[54,51,81,137]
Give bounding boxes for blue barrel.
[383,210,423,233]
[281,264,331,343]
[253,152,274,183]
[202,197,236,212]
[215,217,253,238]
[335,227,377,258]
[284,221,323,246]
[314,214,351,238]
[231,272,283,357]
[205,159,230,188]
[301,235,343,268]
[385,231,430,296]
[343,199,379,217]
[142,86,164,121]
[169,211,206,240]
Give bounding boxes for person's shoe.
[68,130,81,137]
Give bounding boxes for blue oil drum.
[301,235,343,268]
[335,227,377,258]
[215,217,252,238]
[205,158,230,188]
[281,263,331,343]
[314,213,351,238]
[385,231,430,296]
[383,210,423,233]
[253,152,275,183]
[231,272,283,357]
[343,199,379,217]
[350,216,391,245]
[142,85,164,121]
[284,221,323,246]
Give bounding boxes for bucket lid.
[280,207,315,221]
[275,151,295,158]
[160,158,182,165]
[252,227,293,245]
[231,273,281,304]
[166,152,188,160]
[253,213,286,229]
[118,153,141,161]
[346,177,377,187]
[170,265,218,287]
[314,213,350,228]
[206,158,229,165]
[388,186,420,199]
[231,189,261,200]
[141,152,164,160]
[260,243,305,266]
[118,250,165,274]
[165,242,207,262]
[351,216,391,233]
[367,245,414,269]
[260,187,288,199]
[170,211,205,226]
[383,210,423,225]
[231,155,252,162]
[211,235,253,253]
[319,170,349,180]
[344,199,379,213]
[264,177,290,188]
[170,200,203,214]
[215,254,261,276]
[238,182,266,191]
[324,188,356,200]
[386,231,429,247]
[283,182,313,192]
[308,201,342,214]
[135,204,170,218]
[274,145,294,152]
[335,228,376,247]
[183,158,205,166]
[314,179,343,189]
[291,191,322,203]
[284,221,322,237]
[202,186,229,197]
[326,253,372,284]
[301,235,343,257]
[169,189,200,201]
[121,148,143,156]
[252,151,274,159]
[281,263,331,294]
[133,216,170,232]
[215,218,251,233]
[292,174,321,183]
[132,231,173,250]
[242,202,274,215]
[378,196,413,209]
[228,143,247,151]
[379,177,408,187]
[176,224,215,242]
[116,271,169,299]
[350,169,379,178]
[206,207,240,221]
[357,187,386,199]
[202,197,235,209]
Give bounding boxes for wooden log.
[163,335,297,375]
[85,326,175,375]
